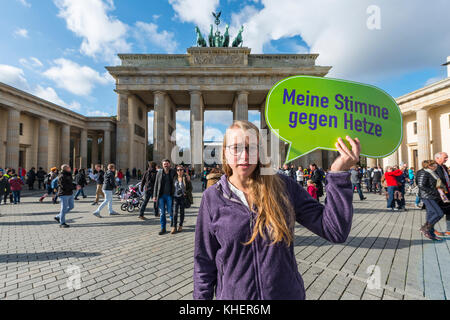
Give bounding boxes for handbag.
[184,195,191,209]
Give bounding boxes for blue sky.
[1,0,449,148]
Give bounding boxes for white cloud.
[169,0,219,33]
[17,0,31,7]
[87,110,110,117]
[424,76,446,86]
[33,85,81,111]
[176,110,190,122]
[14,28,29,38]
[204,110,233,126]
[54,0,131,63]
[135,22,178,53]
[0,65,29,90]
[230,0,450,83]
[204,126,224,142]
[19,57,43,69]
[175,122,190,149]
[43,58,112,96]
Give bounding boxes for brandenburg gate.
[106,47,331,172]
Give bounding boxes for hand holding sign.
[331,136,361,172]
[265,76,403,164]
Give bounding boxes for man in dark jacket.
[26,167,36,190]
[139,161,158,220]
[36,167,46,190]
[0,170,10,205]
[434,152,450,236]
[54,164,75,228]
[93,163,118,217]
[91,164,105,206]
[153,159,176,235]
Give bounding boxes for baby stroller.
[120,183,144,213]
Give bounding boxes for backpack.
[44,174,51,185]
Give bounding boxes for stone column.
[190,90,204,173]
[416,108,431,166]
[103,130,111,166]
[153,91,167,164]
[366,158,377,168]
[91,133,99,167]
[383,150,398,169]
[61,124,70,166]
[233,91,249,121]
[37,118,49,170]
[116,92,129,170]
[80,129,88,169]
[260,102,271,165]
[6,108,20,170]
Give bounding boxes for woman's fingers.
[336,137,352,158]
[345,136,360,160]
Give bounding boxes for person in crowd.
[384,166,404,211]
[139,161,158,220]
[125,168,131,185]
[296,166,304,187]
[310,163,324,202]
[201,167,208,191]
[395,165,407,210]
[50,172,60,204]
[74,169,88,200]
[366,166,374,192]
[433,152,450,237]
[91,164,105,206]
[39,167,58,203]
[408,167,415,187]
[306,179,318,200]
[372,166,383,194]
[350,166,367,201]
[206,167,223,189]
[2,169,12,204]
[417,160,445,241]
[137,169,142,180]
[116,169,124,187]
[153,159,176,235]
[172,165,193,234]
[93,164,119,218]
[54,164,75,228]
[36,167,46,190]
[132,167,137,179]
[0,169,10,205]
[26,167,36,190]
[9,170,24,204]
[193,121,359,300]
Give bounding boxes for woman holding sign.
[193,120,359,300]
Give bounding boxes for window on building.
[413,122,417,135]
[19,123,23,136]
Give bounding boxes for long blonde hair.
[222,121,295,246]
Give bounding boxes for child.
[307,179,318,200]
[9,172,24,204]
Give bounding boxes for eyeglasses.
[226,144,259,156]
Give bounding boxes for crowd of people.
[0,150,448,240]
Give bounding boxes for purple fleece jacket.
[193,172,354,300]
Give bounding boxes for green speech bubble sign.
[265,76,403,164]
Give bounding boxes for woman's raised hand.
[330,136,361,172]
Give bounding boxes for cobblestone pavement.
[0,180,448,300]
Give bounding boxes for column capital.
[237,90,249,96]
[115,89,130,96]
[189,90,202,95]
[154,90,167,96]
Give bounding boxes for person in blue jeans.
[153,159,176,235]
[54,164,75,228]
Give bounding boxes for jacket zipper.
[221,188,263,299]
